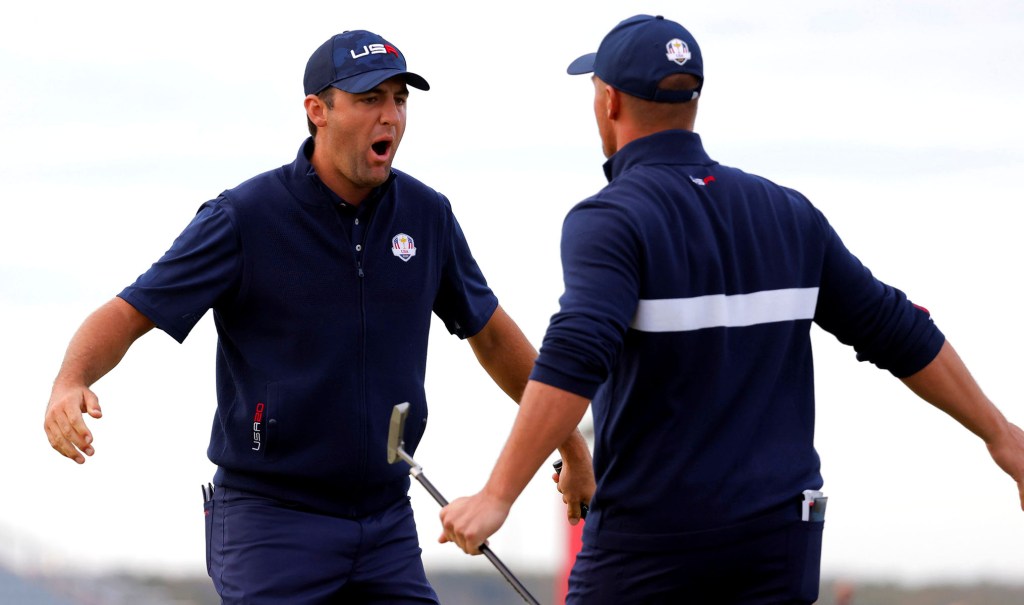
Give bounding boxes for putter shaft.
[388,403,539,605]
[411,471,539,605]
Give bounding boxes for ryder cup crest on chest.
[392,233,416,261]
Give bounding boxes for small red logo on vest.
[252,402,265,451]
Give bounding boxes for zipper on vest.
[357,256,368,484]
[331,202,370,484]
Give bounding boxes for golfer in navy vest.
[439,14,1024,604]
[43,29,594,604]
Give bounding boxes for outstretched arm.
[900,340,1024,509]
[468,306,595,523]
[44,297,155,464]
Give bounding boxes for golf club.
[552,459,589,520]
[387,402,541,605]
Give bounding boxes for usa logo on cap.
[392,233,417,262]
[666,39,692,65]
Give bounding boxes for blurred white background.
[2,0,1021,587]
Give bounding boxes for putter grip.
[553,459,589,519]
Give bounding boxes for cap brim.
[332,69,430,94]
[566,52,597,75]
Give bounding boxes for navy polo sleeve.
[813,217,945,377]
[432,202,498,339]
[118,200,241,343]
[531,201,637,399]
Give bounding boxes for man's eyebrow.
[357,86,410,97]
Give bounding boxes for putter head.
[387,402,411,464]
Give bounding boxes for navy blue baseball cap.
[304,30,430,96]
[567,15,703,103]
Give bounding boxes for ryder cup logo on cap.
[304,30,430,96]
[566,14,704,103]
[666,39,692,66]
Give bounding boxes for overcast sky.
[2,0,1022,589]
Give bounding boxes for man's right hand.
[987,421,1024,511]
[44,384,102,464]
[41,297,155,465]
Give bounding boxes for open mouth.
[371,140,391,157]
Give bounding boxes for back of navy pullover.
[530,130,944,551]
[120,139,498,517]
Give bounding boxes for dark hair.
[657,73,701,93]
[307,88,336,136]
[623,73,701,130]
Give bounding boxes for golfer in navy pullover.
[440,15,1024,604]
[43,30,594,604]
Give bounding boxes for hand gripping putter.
[387,403,540,605]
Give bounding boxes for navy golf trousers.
[567,500,824,604]
[204,485,439,604]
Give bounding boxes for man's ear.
[304,94,329,129]
[605,85,622,121]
